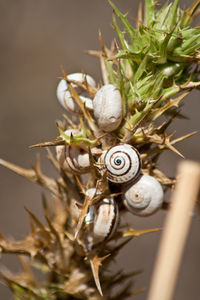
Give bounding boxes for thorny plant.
[0,0,200,299]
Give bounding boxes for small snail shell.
[56,129,79,164]
[123,174,164,216]
[93,84,122,132]
[84,197,119,251]
[55,129,90,174]
[104,144,141,184]
[56,73,96,113]
[63,146,90,174]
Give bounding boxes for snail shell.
[84,197,119,251]
[56,129,79,165]
[123,174,164,216]
[63,146,90,174]
[93,84,122,132]
[55,129,90,174]
[56,73,96,113]
[104,144,141,184]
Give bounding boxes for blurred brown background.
[0,0,199,299]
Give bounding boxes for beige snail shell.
[123,174,164,216]
[84,196,119,251]
[93,84,122,132]
[103,144,142,184]
[55,129,90,174]
[56,73,96,113]
[63,146,90,174]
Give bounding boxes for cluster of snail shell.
[56,72,164,250]
[56,72,122,132]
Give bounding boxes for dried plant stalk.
[147,160,200,300]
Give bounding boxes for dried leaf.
[0,235,38,258]
[0,158,59,196]
[45,215,67,272]
[30,137,64,148]
[25,207,51,241]
[170,131,198,145]
[18,256,36,285]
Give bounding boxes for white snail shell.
[55,129,90,174]
[84,197,119,251]
[104,144,141,184]
[56,73,96,113]
[123,174,164,216]
[63,146,90,174]
[56,129,79,165]
[93,84,122,132]
[93,197,119,242]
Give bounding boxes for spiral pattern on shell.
[123,174,164,216]
[104,144,141,184]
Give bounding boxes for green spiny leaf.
[167,0,179,31]
[58,127,97,147]
[144,0,156,27]
[108,0,136,44]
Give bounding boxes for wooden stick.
[147,160,200,300]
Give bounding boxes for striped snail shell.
[56,73,96,113]
[123,174,164,216]
[63,146,90,174]
[55,129,90,174]
[103,144,141,184]
[84,196,119,251]
[93,84,122,132]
